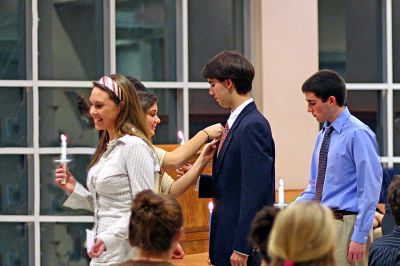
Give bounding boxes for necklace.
[106,138,118,149]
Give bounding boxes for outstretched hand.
[204,123,224,140]
[199,139,218,162]
[176,163,193,178]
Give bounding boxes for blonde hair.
[89,73,152,169]
[268,202,335,266]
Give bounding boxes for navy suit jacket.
[200,102,275,266]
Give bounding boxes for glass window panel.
[116,0,176,81]
[147,88,179,144]
[0,155,32,215]
[0,223,31,265]
[188,0,244,81]
[41,223,91,265]
[41,155,92,215]
[394,90,400,156]
[394,1,400,82]
[189,90,230,138]
[0,1,26,79]
[39,87,98,147]
[38,0,104,80]
[319,0,383,82]
[346,90,386,156]
[0,87,28,147]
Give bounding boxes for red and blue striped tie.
[217,123,229,157]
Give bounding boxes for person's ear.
[117,101,124,113]
[327,96,336,105]
[224,79,234,92]
[174,226,184,241]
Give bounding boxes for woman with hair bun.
[119,189,183,266]
[268,202,336,266]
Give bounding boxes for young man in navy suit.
[199,51,275,266]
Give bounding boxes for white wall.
[252,0,319,189]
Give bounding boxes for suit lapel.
[213,102,256,176]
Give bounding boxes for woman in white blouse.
[54,74,159,265]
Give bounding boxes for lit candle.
[278,178,285,204]
[177,130,185,145]
[208,201,214,237]
[60,134,68,185]
[61,134,67,160]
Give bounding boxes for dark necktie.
[315,126,334,202]
[217,123,229,157]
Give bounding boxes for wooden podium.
[156,144,212,255]
[155,145,304,255]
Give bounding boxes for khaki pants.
[334,215,372,266]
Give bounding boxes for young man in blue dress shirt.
[296,70,383,266]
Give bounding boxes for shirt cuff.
[351,229,370,243]
[234,250,249,257]
[63,182,91,210]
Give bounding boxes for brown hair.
[388,175,400,225]
[202,50,255,94]
[302,69,347,106]
[137,91,158,114]
[250,206,280,263]
[88,73,152,169]
[129,190,183,252]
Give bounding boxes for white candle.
[208,201,214,237]
[60,134,68,185]
[61,134,67,160]
[278,178,285,204]
[177,130,185,145]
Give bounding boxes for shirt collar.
[323,106,350,134]
[227,98,253,128]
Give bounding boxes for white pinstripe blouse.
[63,135,159,266]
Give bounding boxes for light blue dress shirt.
[297,107,383,243]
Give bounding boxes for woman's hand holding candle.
[54,165,77,194]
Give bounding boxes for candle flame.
[61,134,67,142]
[177,130,185,144]
[208,201,214,211]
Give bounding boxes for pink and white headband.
[97,76,122,100]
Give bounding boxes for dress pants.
[334,215,372,266]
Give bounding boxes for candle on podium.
[177,130,185,145]
[278,178,285,204]
[274,178,288,209]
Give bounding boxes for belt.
[331,209,358,220]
